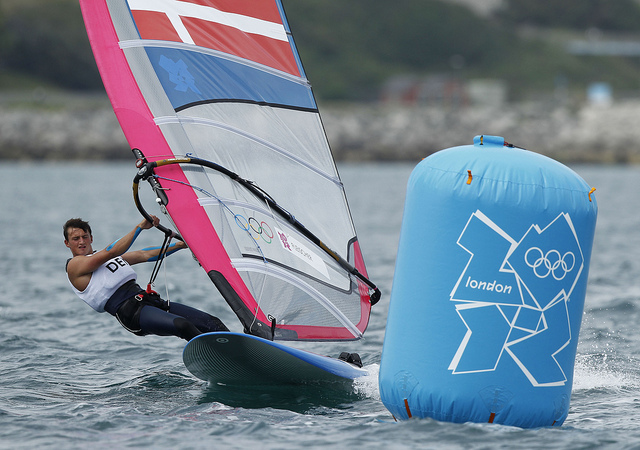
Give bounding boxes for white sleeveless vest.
[68,255,137,312]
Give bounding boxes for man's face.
[64,227,93,257]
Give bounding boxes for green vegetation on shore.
[2,0,640,101]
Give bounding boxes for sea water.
[1,161,639,449]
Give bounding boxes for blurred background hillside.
[3,0,640,161]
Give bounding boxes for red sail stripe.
[183,17,298,75]
[131,8,299,75]
[178,0,282,23]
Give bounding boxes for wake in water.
[573,353,639,392]
[353,363,380,401]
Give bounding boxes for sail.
[80,0,377,341]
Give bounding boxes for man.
[64,216,228,341]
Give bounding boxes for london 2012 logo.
[448,210,584,387]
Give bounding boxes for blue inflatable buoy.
[379,135,597,428]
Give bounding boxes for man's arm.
[122,240,187,265]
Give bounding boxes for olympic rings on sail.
[524,247,575,281]
[234,214,274,244]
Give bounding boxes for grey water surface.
[1,161,639,449]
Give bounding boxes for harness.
[115,289,169,336]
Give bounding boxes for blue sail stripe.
[144,46,316,112]
[120,39,308,85]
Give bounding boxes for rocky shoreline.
[322,100,640,164]
[2,94,640,163]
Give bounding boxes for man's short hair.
[64,218,92,241]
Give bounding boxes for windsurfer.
[64,217,228,341]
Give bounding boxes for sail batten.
[119,40,310,87]
[154,115,341,184]
[81,0,376,341]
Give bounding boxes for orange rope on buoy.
[588,187,596,202]
[467,170,473,185]
[404,399,413,418]
[480,135,484,145]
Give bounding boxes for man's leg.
[168,302,229,333]
[138,306,202,341]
